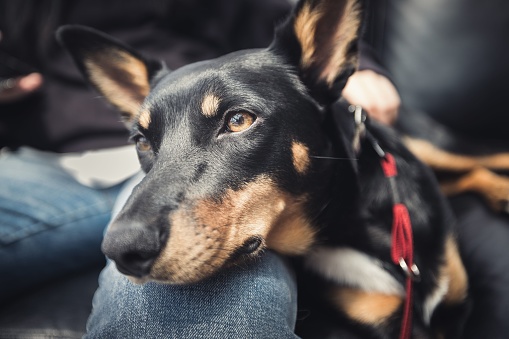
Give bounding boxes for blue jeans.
[85,174,299,338]
[86,254,298,338]
[0,148,123,301]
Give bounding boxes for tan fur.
[266,197,316,255]
[331,287,403,325]
[319,0,361,85]
[443,237,468,304]
[293,0,361,86]
[294,2,320,68]
[403,137,509,172]
[440,167,509,212]
[404,137,509,212]
[84,49,150,123]
[138,110,152,129]
[201,94,221,118]
[292,141,311,174]
[149,176,313,283]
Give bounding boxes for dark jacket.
[0,0,291,152]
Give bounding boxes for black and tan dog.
[58,0,470,337]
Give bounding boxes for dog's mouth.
[126,236,265,286]
[145,206,271,284]
[103,176,314,284]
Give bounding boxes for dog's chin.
[128,272,217,286]
[127,275,151,285]
[126,273,204,285]
[124,250,265,286]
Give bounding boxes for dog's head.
[58,0,361,284]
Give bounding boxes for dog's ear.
[57,25,163,126]
[270,0,362,105]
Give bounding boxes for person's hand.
[342,69,401,125]
[0,72,43,103]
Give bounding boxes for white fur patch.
[306,247,405,296]
[423,274,449,325]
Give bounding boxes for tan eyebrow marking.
[292,141,311,174]
[138,110,151,129]
[201,94,221,118]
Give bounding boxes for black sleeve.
[358,40,395,84]
[163,0,292,55]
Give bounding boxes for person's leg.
[86,252,298,339]
[450,194,509,339]
[0,148,123,302]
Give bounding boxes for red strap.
[391,203,414,339]
[381,152,398,177]
[381,153,414,339]
[401,277,413,339]
[391,204,414,265]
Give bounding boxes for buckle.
[349,105,366,154]
[399,258,421,282]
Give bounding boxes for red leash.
[380,153,416,339]
[349,105,418,339]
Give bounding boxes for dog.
[58,0,470,337]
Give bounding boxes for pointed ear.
[57,25,164,126]
[270,0,362,105]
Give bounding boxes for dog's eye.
[226,112,256,133]
[135,136,152,153]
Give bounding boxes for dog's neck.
[315,103,394,249]
[311,103,362,241]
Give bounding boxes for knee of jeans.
[250,251,297,304]
[228,251,298,337]
[87,252,299,339]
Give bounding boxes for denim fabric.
[86,174,299,339]
[86,253,299,339]
[0,148,123,301]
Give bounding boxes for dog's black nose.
[101,221,167,278]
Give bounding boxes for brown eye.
[136,136,152,152]
[226,112,255,133]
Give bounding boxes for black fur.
[58,0,470,337]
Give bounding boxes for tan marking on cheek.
[194,178,315,256]
[138,110,151,129]
[266,197,315,255]
[85,49,150,123]
[443,237,468,304]
[194,177,287,239]
[292,141,310,174]
[149,175,318,284]
[150,176,296,284]
[201,94,221,118]
[331,287,403,325]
